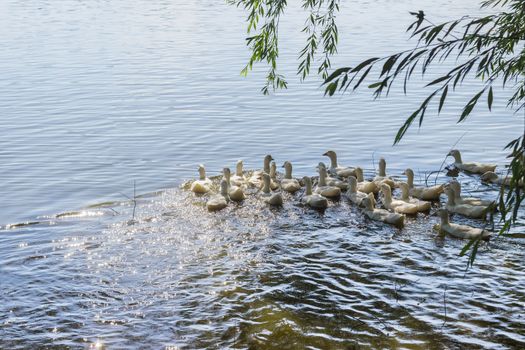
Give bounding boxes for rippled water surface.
[1,0,525,349]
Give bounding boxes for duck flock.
[186,149,508,241]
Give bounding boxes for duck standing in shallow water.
[398,182,431,212]
[448,180,493,207]
[433,209,491,240]
[354,167,378,194]
[315,164,342,198]
[380,183,419,215]
[231,160,246,187]
[403,168,443,200]
[323,150,356,177]
[261,173,283,206]
[346,176,368,207]
[223,167,246,202]
[207,180,230,211]
[447,149,496,174]
[281,161,301,193]
[373,158,396,188]
[362,195,405,228]
[444,187,487,219]
[302,176,328,209]
[191,164,213,194]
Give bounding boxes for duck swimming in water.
[223,167,246,202]
[398,182,431,212]
[261,173,283,206]
[403,168,443,201]
[206,180,229,211]
[231,160,247,187]
[447,149,496,174]
[315,163,342,198]
[373,158,396,188]
[249,154,273,188]
[444,186,487,219]
[354,167,378,194]
[322,150,356,178]
[191,164,213,194]
[448,180,493,207]
[362,194,405,228]
[281,161,302,193]
[302,176,328,209]
[380,183,419,215]
[433,209,491,241]
[318,162,348,190]
[346,176,368,207]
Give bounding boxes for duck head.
[447,149,462,163]
[222,167,231,183]
[322,150,338,168]
[402,168,414,187]
[198,164,206,180]
[263,155,274,173]
[282,161,293,179]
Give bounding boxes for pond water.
[1,0,524,349]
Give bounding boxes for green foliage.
[233,0,525,264]
[229,0,340,94]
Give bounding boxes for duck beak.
[322,152,328,156]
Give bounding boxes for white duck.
[447,149,496,174]
[269,161,280,190]
[444,187,487,219]
[362,195,405,228]
[403,168,444,200]
[302,176,328,209]
[480,171,521,187]
[354,167,379,194]
[261,173,283,206]
[281,161,301,193]
[248,154,273,188]
[231,160,247,187]
[448,180,493,207]
[315,164,342,198]
[380,183,419,215]
[223,167,246,202]
[318,162,348,190]
[434,209,491,241]
[398,182,431,212]
[346,176,368,207]
[373,158,396,188]
[190,164,213,194]
[206,180,229,211]
[323,150,356,177]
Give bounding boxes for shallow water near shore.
[1,0,525,349]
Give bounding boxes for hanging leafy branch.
[230,0,340,93]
